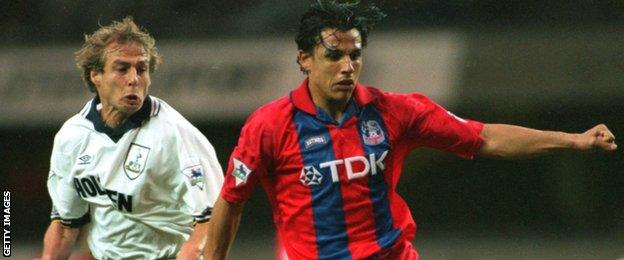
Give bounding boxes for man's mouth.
[124,94,141,105]
[334,79,354,90]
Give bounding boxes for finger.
[600,134,615,143]
[600,131,616,143]
[593,124,612,135]
[598,138,618,151]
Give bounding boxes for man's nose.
[341,57,355,74]
[127,67,139,86]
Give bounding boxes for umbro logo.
[304,135,327,150]
[77,155,92,165]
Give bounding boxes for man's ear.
[298,50,312,72]
[90,70,101,87]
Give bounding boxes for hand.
[577,124,617,151]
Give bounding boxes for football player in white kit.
[41,17,224,259]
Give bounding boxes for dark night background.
[1,1,622,259]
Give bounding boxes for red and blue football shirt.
[221,78,484,260]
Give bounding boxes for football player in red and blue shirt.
[206,2,617,260]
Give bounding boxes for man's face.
[91,42,151,116]
[300,28,363,104]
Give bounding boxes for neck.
[99,105,130,128]
[315,98,349,122]
[307,79,353,122]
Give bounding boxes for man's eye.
[326,51,342,61]
[350,51,361,60]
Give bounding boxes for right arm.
[44,129,90,259]
[204,109,271,259]
[41,221,80,260]
[204,197,245,260]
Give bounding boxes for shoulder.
[148,97,212,144]
[364,85,435,112]
[243,95,292,130]
[49,112,93,174]
[150,97,189,126]
[150,97,199,132]
[53,113,92,154]
[233,95,294,154]
[250,95,292,121]
[53,98,99,148]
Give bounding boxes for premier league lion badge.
[361,120,385,145]
[182,165,205,190]
[232,158,252,186]
[124,143,150,180]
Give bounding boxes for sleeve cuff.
[193,206,212,223]
[465,120,485,160]
[51,212,90,228]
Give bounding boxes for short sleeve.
[220,110,271,203]
[178,125,224,223]
[47,143,89,227]
[397,93,484,159]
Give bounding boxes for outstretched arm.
[41,221,80,260]
[477,123,617,159]
[204,197,245,260]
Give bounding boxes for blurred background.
[1,0,623,259]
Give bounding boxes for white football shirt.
[47,96,224,259]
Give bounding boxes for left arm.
[477,123,617,159]
[175,120,224,259]
[177,222,210,260]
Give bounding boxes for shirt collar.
[315,98,358,126]
[84,95,155,142]
[289,77,376,115]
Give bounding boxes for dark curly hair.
[295,0,386,72]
